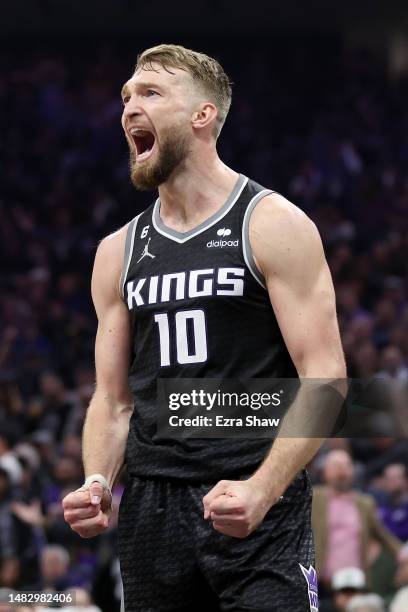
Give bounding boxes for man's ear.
[191,102,218,131]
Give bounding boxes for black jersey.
[120,174,297,482]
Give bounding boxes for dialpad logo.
[207,228,238,248]
[217,228,231,237]
[299,564,319,612]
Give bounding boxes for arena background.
[1,1,408,611]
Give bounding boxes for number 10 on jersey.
[154,309,208,366]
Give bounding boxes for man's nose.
[122,94,144,120]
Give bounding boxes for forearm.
[250,437,324,503]
[82,390,133,489]
[250,376,346,503]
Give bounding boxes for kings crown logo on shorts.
[207,228,239,248]
[299,564,319,612]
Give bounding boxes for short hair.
[135,44,232,139]
[41,544,70,566]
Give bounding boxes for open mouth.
[130,128,156,163]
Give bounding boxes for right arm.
[63,226,134,537]
[83,229,134,488]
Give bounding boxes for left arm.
[203,193,346,537]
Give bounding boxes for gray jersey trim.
[151,174,248,243]
[120,213,142,299]
[242,189,274,290]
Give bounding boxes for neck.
[157,147,239,229]
[329,484,352,495]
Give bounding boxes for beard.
[129,124,191,191]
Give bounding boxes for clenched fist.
[203,478,274,538]
[62,481,112,538]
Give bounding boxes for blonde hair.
[135,44,232,138]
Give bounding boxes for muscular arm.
[203,194,347,537]
[63,227,133,538]
[82,227,134,489]
[248,193,347,502]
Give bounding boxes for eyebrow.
[121,84,130,99]
[120,81,165,99]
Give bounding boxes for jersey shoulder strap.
[119,205,153,298]
[238,178,276,288]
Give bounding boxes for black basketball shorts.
[118,471,317,612]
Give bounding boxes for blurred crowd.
[0,38,407,611]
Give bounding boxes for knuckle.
[62,495,71,507]
[73,525,90,539]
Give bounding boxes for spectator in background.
[37,545,71,591]
[7,447,46,589]
[43,455,83,545]
[0,461,39,589]
[356,439,408,483]
[390,583,408,612]
[378,346,408,381]
[389,547,408,611]
[320,566,367,612]
[0,468,19,588]
[312,450,402,588]
[346,593,384,611]
[35,371,77,443]
[0,432,22,488]
[61,587,102,611]
[376,464,408,542]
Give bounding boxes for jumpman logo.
[137,237,156,263]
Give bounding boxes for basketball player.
[63,45,346,611]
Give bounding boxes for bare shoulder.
[250,192,319,243]
[249,192,324,277]
[92,222,131,302]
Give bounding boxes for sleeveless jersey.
[120,174,297,482]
